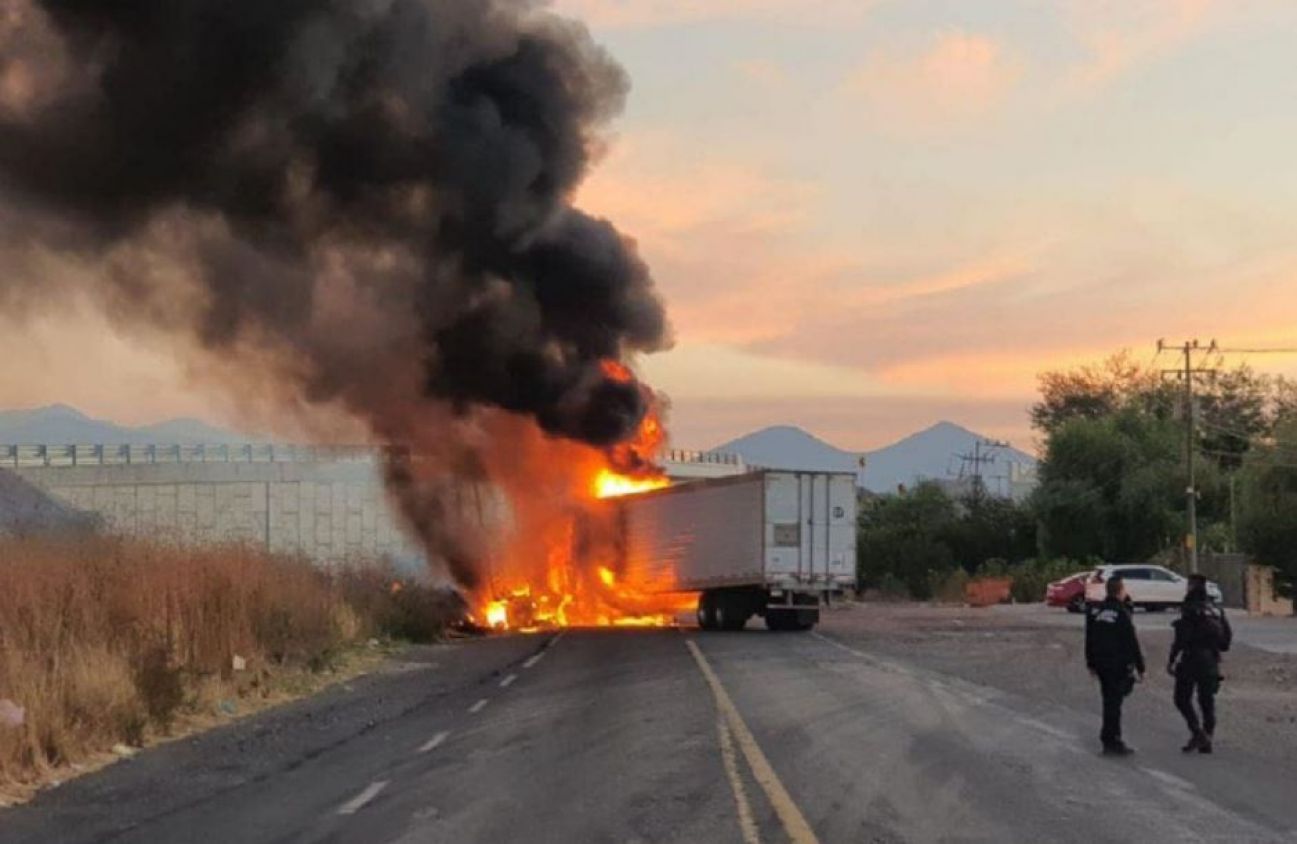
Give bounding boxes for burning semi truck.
[478,469,857,632]
[612,470,858,632]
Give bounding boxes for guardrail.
[663,449,741,465]
[2,443,740,469]
[0,443,397,468]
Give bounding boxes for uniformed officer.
[1085,576,1145,755]
[1168,573,1232,754]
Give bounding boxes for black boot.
[1102,742,1135,756]
[1182,731,1205,753]
[1198,730,1213,754]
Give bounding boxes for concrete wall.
[12,460,423,567]
[1246,565,1294,616]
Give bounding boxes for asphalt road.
[3,618,1295,843]
[999,602,1297,654]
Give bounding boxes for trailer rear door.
[764,472,856,587]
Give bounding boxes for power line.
[1196,419,1297,452]
[1201,447,1297,470]
[954,439,1010,504]
[1213,346,1297,355]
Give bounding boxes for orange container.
[965,577,1013,607]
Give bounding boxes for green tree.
[857,483,1037,598]
[939,495,1037,572]
[857,483,957,599]
[1029,355,1274,561]
[1031,409,1183,561]
[1031,351,1174,435]
[1237,421,1297,598]
[1198,365,1270,471]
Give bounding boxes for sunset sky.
[5,0,1297,454]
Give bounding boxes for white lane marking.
[337,780,389,815]
[717,712,762,844]
[1141,767,1197,793]
[499,673,518,688]
[468,698,489,714]
[418,731,449,754]
[686,639,819,844]
[523,630,566,669]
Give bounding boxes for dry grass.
[0,537,460,797]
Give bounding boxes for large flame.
[593,468,669,499]
[471,362,692,631]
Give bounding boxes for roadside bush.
[929,568,970,604]
[0,537,457,789]
[974,559,1010,579]
[1009,558,1084,604]
[875,573,911,601]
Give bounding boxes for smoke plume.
[0,0,669,586]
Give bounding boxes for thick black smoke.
[0,0,669,584]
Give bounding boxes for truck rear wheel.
[697,593,718,631]
[715,593,749,631]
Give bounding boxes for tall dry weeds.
[0,538,458,788]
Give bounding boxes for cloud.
[637,342,894,402]
[844,31,1023,127]
[575,131,834,345]
[549,0,871,30]
[1061,0,1226,90]
[732,59,790,92]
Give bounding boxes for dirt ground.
[820,601,1297,765]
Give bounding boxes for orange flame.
[593,468,669,499]
[473,361,690,631]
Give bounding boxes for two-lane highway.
[3,618,1296,843]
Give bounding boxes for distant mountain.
[713,425,866,477]
[858,421,1036,494]
[0,404,250,445]
[713,421,1036,494]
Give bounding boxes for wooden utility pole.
[1157,339,1217,574]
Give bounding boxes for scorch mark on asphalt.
[337,780,389,815]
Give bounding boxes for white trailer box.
[615,471,857,631]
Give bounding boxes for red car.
[1045,572,1090,613]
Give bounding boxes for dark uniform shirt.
[1085,597,1145,675]
[1170,599,1232,676]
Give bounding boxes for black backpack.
[1187,604,1231,652]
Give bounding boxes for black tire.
[765,611,789,632]
[697,593,717,631]
[1067,595,1086,614]
[716,594,748,631]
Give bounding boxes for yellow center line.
[717,712,762,844]
[686,639,820,844]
